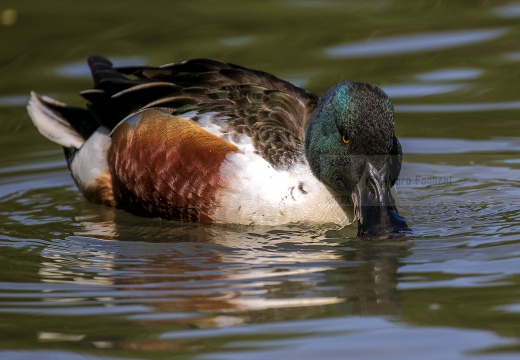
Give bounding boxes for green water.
[2,1,520,359]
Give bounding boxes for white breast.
[181,110,351,226]
[215,148,350,227]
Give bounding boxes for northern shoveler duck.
[27,55,410,237]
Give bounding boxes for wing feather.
[84,56,319,169]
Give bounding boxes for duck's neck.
[304,107,342,185]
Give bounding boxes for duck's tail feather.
[28,92,83,149]
[27,92,99,148]
[28,92,115,206]
[87,55,129,88]
[79,56,143,129]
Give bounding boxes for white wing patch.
[181,110,256,151]
[181,110,228,135]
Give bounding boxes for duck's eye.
[342,135,350,144]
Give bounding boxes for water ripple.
[494,4,520,18]
[396,101,520,113]
[415,68,483,82]
[401,138,520,154]
[326,28,508,58]
[383,83,465,98]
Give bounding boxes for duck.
[27,55,410,238]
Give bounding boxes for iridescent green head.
[305,81,410,238]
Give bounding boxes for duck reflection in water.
[36,211,411,351]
